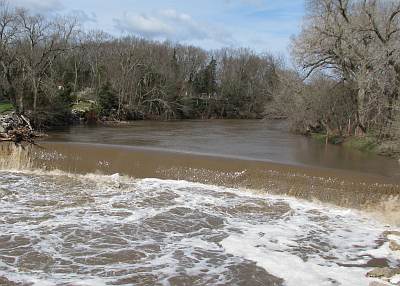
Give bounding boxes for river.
[0,120,399,286]
[47,120,400,179]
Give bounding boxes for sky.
[10,0,305,55]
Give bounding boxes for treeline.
[0,1,279,128]
[273,0,400,149]
[1,0,399,156]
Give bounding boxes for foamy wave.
[1,171,399,285]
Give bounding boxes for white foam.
[222,234,371,286]
[0,172,399,286]
[388,234,400,245]
[391,274,400,284]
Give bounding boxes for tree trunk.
[74,60,78,93]
[356,86,367,136]
[32,77,38,115]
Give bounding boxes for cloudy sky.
[11,0,305,55]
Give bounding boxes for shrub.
[98,82,118,117]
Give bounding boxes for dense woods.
[0,0,399,156]
[0,0,279,129]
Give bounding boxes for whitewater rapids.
[1,171,399,286]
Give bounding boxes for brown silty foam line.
[1,142,400,223]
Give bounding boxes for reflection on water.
[48,120,400,179]
[0,171,397,286]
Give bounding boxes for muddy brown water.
[47,120,400,179]
[1,120,400,286]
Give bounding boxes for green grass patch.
[0,102,14,114]
[312,132,381,154]
[343,136,378,153]
[311,133,327,143]
[311,133,344,145]
[72,100,96,112]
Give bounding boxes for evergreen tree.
[98,82,118,117]
[194,57,218,96]
[205,57,217,96]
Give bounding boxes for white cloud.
[114,13,173,38]
[11,0,64,13]
[224,0,265,8]
[70,10,97,24]
[159,9,192,22]
[114,9,234,45]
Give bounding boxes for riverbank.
[4,97,400,160]
[67,112,400,160]
[311,133,400,160]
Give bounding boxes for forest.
[0,0,399,156]
[0,0,279,127]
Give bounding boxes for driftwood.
[0,113,41,144]
[21,115,33,131]
[0,127,36,143]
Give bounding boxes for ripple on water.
[0,171,398,286]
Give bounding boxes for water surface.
[48,120,400,179]
[1,121,400,286]
[0,171,397,286]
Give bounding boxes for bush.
[98,82,118,117]
[32,94,72,130]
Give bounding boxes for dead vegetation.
[0,113,42,143]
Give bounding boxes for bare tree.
[293,0,400,136]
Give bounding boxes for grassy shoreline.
[0,102,13,114]
[311,133,400,159]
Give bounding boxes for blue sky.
[11,0,305,55]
